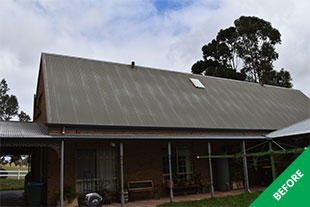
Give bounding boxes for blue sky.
[0,0,309,119]
[154,0,220,13]
[154,0,192,13]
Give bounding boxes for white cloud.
[0,0,309,119]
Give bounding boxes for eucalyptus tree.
[0,79,31,121]
[192,16,292,88]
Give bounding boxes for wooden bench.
[127,180,159,200]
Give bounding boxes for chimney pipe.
[131,61,135,68]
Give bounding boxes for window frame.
[162,147,193,183]
[75,147,118,193]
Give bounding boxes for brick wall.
[44,140,214,205]
[45,148,60,206]
[33,63,47,123]
[123,140,164,199]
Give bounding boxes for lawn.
[158,191,262,207]
[0,165,28,191]
[0,179,25,191]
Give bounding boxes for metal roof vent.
[131,61,135,68]
[189,78,205,89]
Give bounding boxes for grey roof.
[0,122,265,140]
[267,118,310,138]
[50,134,265,140]
[0,121,48,138]
[41,53,310,130]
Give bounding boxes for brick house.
[1,53,309,206]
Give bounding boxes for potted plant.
[98,187,112,204]
[230,165,244,189]
[166,173,178,188]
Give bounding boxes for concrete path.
[0,187,265,207]
[0,190,27,207]
[107,187,266,207]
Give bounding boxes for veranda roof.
[0,121,265,140]
[267,118,310,138]
[0,121,48,138]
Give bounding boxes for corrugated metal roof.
[0,121,48,138]
[42,53,310,130]
[267,118,310,138]
[0,122,265,140]
[50,134,265,140]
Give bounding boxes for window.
[189,78,205,89]
[76,149,117,193]
[162,147,192,184]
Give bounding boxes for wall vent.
[189,78,205,89]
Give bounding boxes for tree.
[274,68,293,88]
[192,16,293,88]
[0,79,31,121]
[0,79,19,120]
[0,156,8,165]
[18,111,31,122]
[9,155,22,166]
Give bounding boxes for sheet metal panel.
[50,134,266,140]
[267,118,310,138]
[0,122,48,138]
[0,121,265,140]
[42,53,310,130]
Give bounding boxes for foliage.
[98,183,112,203]
[0,179,25,191]
[158,191,262,207]
[0,79,19,120]
[192,16,292,88]
[0,79,31,121]
[9,155,23,166]
[98,188,111,203]
[0,156,8,165]
[18,111,31,122]
[0,155,29,167]
[272,68,293,88]
[0,164,28,170]
[0,165,28,170]
[54,186,76,204]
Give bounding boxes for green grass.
[158,191,262,207]
[0,179,25,191]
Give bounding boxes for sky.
[0,0,309,119]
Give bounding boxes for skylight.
[189,78,205,89]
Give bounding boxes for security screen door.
[76,148,117,193]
